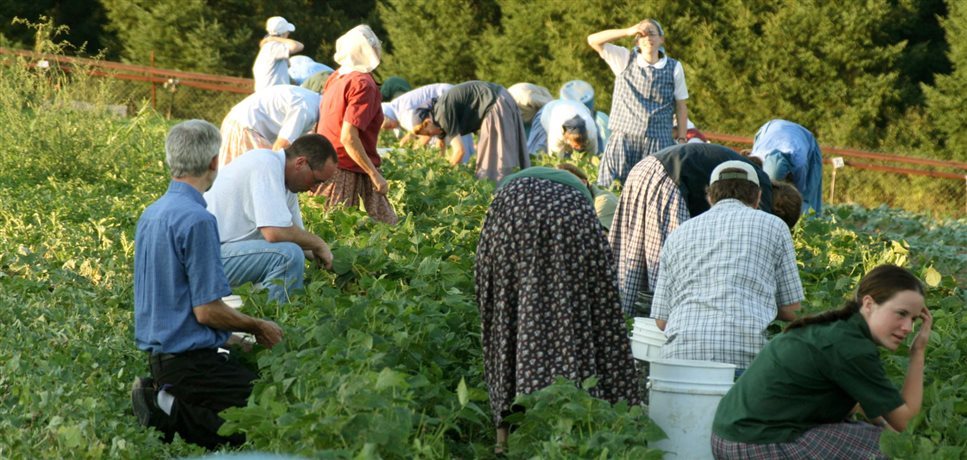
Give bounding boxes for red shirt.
[317,71,383,173]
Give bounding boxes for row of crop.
[1,66,964,456]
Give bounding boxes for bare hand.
[910,305,933,352]
[627,20,651,37]
[311,241,333,270]
[255,319,284,348]
[371,172,389,195]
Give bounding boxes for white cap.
[266,17,295,36]
[710,161,759,186]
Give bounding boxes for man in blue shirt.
[132,119,284,449]
[750,119,824,214]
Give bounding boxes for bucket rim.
[648,358,737,370]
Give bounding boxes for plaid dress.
[475,177,640,426]
[608,156,690,316]
[711,422,888,460]
[597,51,678,187]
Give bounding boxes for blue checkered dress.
[597,51,678,187]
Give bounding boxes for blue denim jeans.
[220,239,304,303]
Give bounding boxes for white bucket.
[648,359,736,460]
[630,317,667,362]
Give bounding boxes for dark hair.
[739,149,763,167]
[707,170,760,206]
[785,265,924,331]
[286,134,337,169]
[770,181,803,229]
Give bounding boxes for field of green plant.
[0,65,964,458]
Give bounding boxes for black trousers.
[148,348,258,449]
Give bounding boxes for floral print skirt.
[475,177,641,427]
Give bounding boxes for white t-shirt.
[386,83,453,132]
[204,149,303,243]
[253,41,291,92]
[599,44,689,100]
[226,85,320,144]
[540,99,599,155]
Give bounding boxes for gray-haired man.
[132,119,283,448]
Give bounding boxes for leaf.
[375,368,408,390]
[456,377,468,407]
[923,267,942,288]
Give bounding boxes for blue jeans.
[220,240,304,303]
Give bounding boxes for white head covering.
[333,25,382,74]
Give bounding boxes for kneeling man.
[205,134,338,303]
[132,120,284,448]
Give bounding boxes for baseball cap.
[266,17,295,36]
[710,160,759,186]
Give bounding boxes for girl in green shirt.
[711,264,933,459]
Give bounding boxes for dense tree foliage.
[376,0,495,86]
[924,0,967,161]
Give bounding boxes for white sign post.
[829,157,845,204]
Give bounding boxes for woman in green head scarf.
[380,76,412,101]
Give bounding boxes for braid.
[784,299,860,332]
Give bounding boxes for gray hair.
[165,119,221,177]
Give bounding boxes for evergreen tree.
[924,0,967,161]
[376,0,492,86]
[684,0,905,148]
[100,0,248,74]
[473,0,672,111]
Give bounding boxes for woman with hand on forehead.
[712,264,934,460]
[588,19,689,187]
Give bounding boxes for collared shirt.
[599,44,688,100]
[317,70,383,173]
[652,199,804,368]
[134,181,232,353]
[205,149,303,243]
[713,313,904,444]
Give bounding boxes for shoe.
[131,376,159,427]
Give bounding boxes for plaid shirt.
[652,199,803,368]
[608,157,690,315]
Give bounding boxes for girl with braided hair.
[711,264,934,459]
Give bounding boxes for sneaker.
[131,376,159,427]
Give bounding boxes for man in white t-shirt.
[218,85,321,167]
[253,16,303,92]
[205,134,337,303]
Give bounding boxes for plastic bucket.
[629,337,663,361]
[630,317,666,362]
[648,359,736,459]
